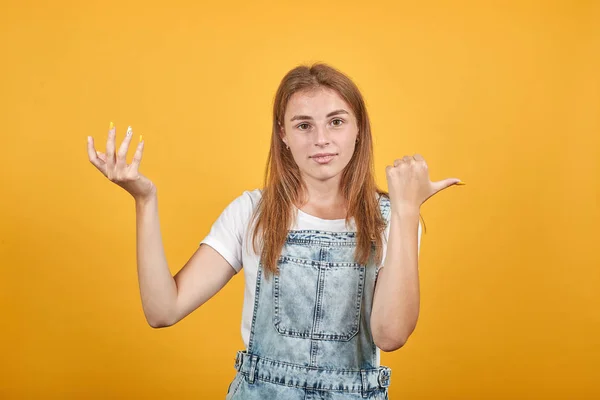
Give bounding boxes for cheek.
[340,139,358,164]
[343,136,358,153]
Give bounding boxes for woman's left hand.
[386,154,463,212]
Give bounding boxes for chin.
[309,170,343,181]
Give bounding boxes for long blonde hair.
[248,63,423,278]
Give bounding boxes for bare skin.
[86,126,235,328]
[279,87,359,218]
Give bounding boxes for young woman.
[87,63,463,399]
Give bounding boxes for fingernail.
[127,126,132,135]
[139,134,143,142]
[456,181,466,185]
[109,121,114,130]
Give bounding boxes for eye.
[297,123,310,130]
[331,118,344,126]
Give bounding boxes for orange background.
[1,0,598,398]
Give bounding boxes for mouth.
[311,154,337,164]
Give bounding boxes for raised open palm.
[87,124,155,201]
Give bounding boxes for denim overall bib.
[226,195,392,400]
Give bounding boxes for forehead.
[285,87,353,118]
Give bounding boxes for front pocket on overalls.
[273,257,365,341]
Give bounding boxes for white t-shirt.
[200,188,422,365]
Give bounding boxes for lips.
[311,153,336,158]
[312,154,336,164]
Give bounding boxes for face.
[280,87,359,188]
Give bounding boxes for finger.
[95,151,107,163]
[413,154,428,169]
[106,125,117,175]
[432,178,463,194]
[116,126,133,169]
[402,155,412,162]
[393,159,402,167]
[87,136,106,173]
[130,140,145,173]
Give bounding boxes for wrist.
[390,202,420,217]
[135,191,158,208]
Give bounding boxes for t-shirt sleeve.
[376,219,422,275]
[199,191,253,274]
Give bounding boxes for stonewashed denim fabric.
[226,196,392,399]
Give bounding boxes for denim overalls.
[226,195,392,400]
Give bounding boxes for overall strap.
[377,193,391,223]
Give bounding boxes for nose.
[314,126,330,147]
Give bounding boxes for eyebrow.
[290,109,349,122]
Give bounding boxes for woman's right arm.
[88,124,236,328]
[136,193,236,328]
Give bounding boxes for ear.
[278,121,287,144]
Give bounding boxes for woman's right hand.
[87,124,156,202]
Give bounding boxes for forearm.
[135,193,177,327]
[371,207,420,351]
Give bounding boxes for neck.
[297,175,346,209]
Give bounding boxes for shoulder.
[377,192,390,204]
[232,188,262,210]
[221,188,262,220]
[244,188,263,205]
[376,192,391,220]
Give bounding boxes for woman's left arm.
[371,207,420,352]
[370,154,463,352]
